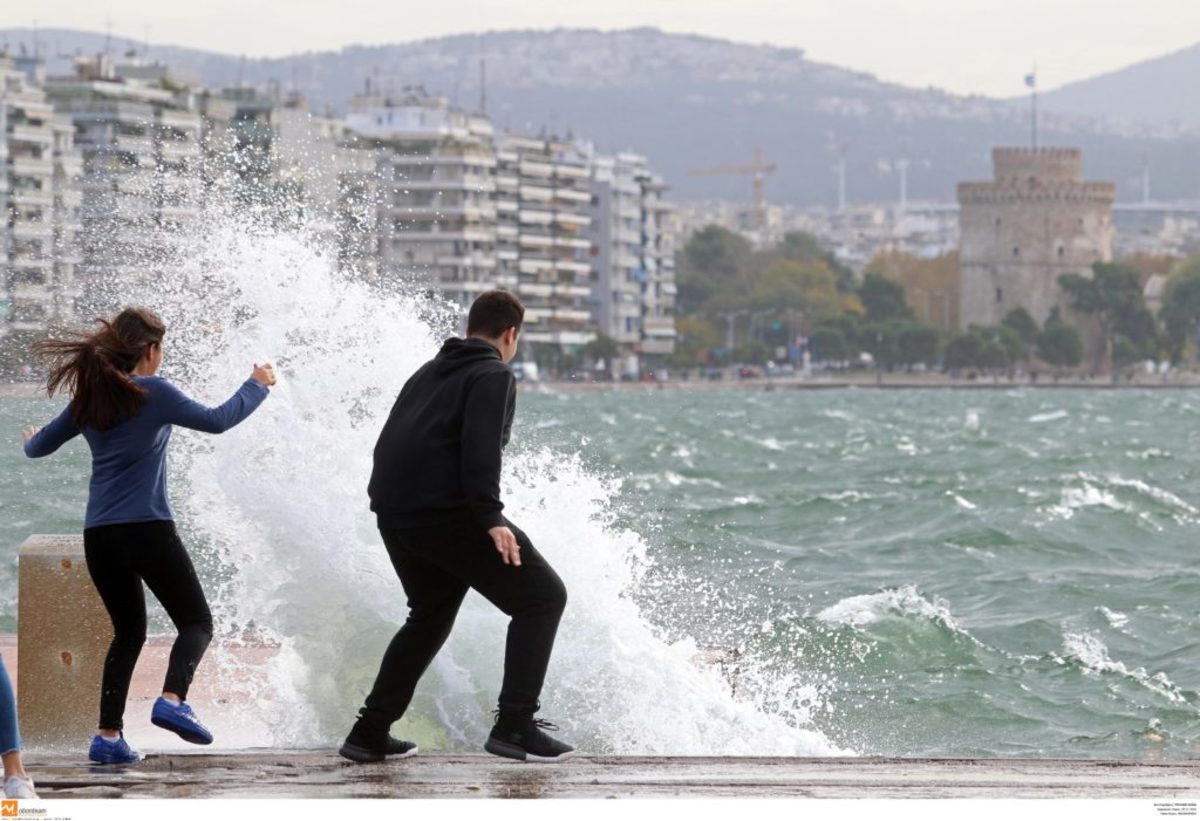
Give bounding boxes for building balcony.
[157,110,201,131]
[517,259,554,275]
[519,283,554,298]
[554,188,591,204]
[555,236,591,250]
[638,338,675,355]
[435,254,497,269]
[11,222,53,240]
[519,160,554,178]
[555,213,590,229]
[553,164,590,180]
[519,233,554,248]
[11,156,54,177]
[643,318,677,338]
[10,189,53,207]
[519,185,554,203]
[518,209,554,225]
[554,260,592,275]
[10,125,54,146]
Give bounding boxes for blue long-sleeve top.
[24,375,270,529]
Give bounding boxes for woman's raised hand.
[251,363,277,388]
[21,426,39,443]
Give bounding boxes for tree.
[857,273,914,323]
[583,333,620,367]
[750,259,842,320]
[1002,307,1039,346]
[780,231,856,293]
[1160,257,1200,363]
[676,225,752,314]
[898,324,940,367]
[670,315,724,367]
[808,328,851,362]
[1036,308,1084,372]
[944,332,986,371]
[1059,262,1156,373]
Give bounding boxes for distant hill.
[1038,42,1200,130]
[3,26,1199,206]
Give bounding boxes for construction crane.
[689,148,777,229]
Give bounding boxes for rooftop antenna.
[104,19,112,56]
[143,24,150,57]
[31,18,38,58]
[478,33,488,115]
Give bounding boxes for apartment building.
[498,133,594,348]
[43,55,202,309]
[588,151,677,367]
[344,89,498,308]
[1,55,83,334]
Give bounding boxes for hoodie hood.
[434,337,504,374]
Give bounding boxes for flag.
[1024,72,1037,89]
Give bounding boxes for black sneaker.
[339,721,419,763]
[485,716,575,762]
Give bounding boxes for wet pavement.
[22,752,1200,799]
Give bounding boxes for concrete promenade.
[20,752,1200,799]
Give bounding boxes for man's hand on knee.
[488,526,522,567]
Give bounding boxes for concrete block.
[18,535,110,749]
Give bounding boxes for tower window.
[996,288,1003,303]
[1012,246,1020,257]
[1057,246,1065,257]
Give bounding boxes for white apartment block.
[497,133,594,348]
[1,55,83,334]
[44,55,202,308]
[344,90,498,309]
[588,152,677,363]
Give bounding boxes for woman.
[23,307,275,764]
[0,657,35,797]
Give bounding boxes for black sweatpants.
[358,517,567,729]
[83,520,214,731]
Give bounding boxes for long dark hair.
[33,307,167,431]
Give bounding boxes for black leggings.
[359,517,567,729]
[83,520,214,732]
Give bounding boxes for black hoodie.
[369,337,516,531]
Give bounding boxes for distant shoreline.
[520,375,1200,392]
[4,377,1198,400]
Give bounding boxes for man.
[340,289,573,763]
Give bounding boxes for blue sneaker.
[88,733,141,765]
[151,697,214,745]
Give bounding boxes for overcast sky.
[1,0,1197,97]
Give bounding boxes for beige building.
[958,148,1115,329]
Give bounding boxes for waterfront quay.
[24,752,1200,799]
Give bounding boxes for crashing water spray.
[119,202,845,755]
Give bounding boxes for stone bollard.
[18,535,110,749]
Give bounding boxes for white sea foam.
[1028,410,1068,423]
[135,209,844,755]
[816,585,963,633]
[1060,632,1190,705]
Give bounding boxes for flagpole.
[1030,64,1038,151]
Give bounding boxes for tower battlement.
[991,147,1082,185]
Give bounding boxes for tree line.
[672,224,1200,376]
